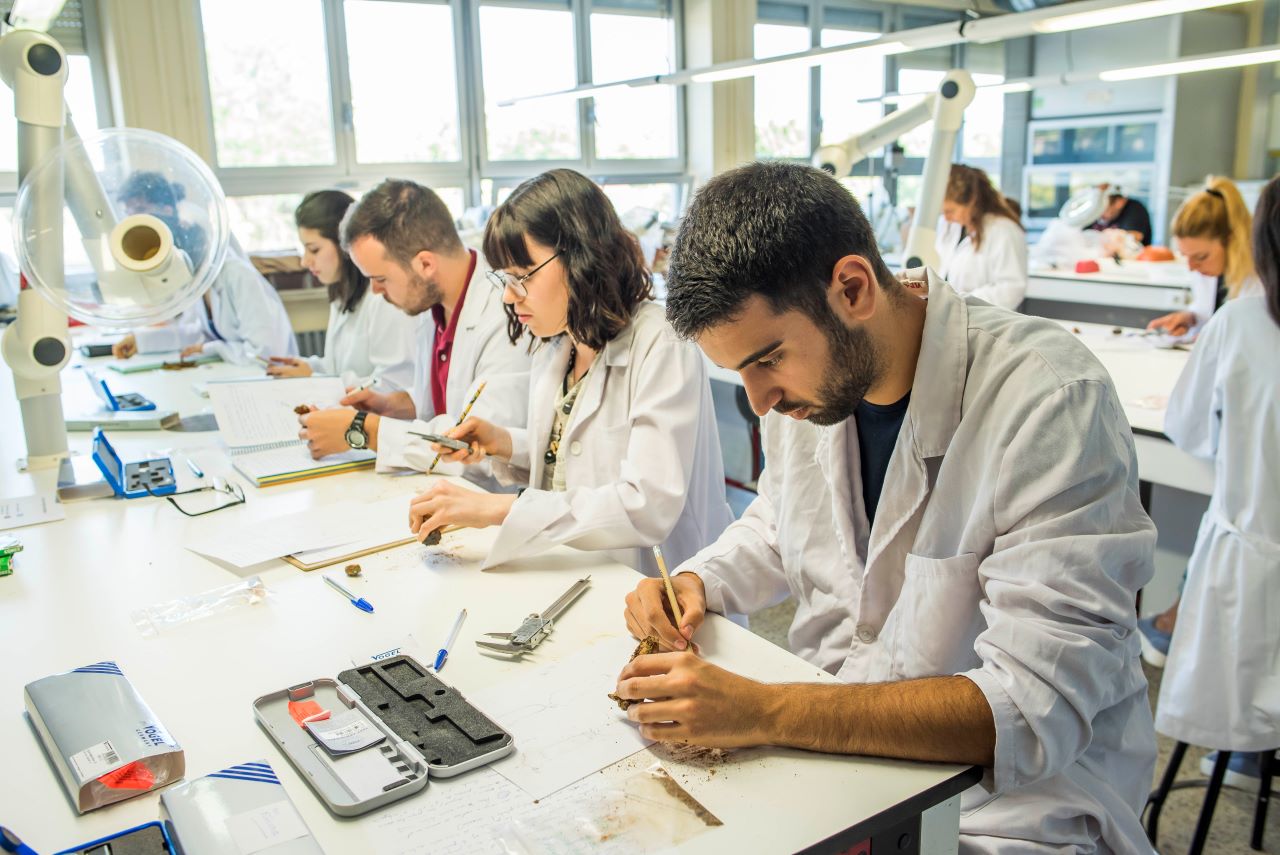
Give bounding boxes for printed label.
[225,800,311,854]
[70,739,121,781]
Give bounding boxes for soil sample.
[294,404,312,415]
[345,563,362,577]
[161,361,198,370]
[422,528,443,546]
[608,635,660,710]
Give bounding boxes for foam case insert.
[337,655,513,774]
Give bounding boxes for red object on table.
[1075,260,1101,274]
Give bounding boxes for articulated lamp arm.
[812,69,975,271]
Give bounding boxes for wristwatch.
[345,411,370,449]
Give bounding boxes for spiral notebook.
[207,377,374,487]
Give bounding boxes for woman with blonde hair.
[935,163,1028,311]
[1147,176,1260,339]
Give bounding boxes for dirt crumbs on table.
[652,768,723,827]
[608,635,660,709]
[658,743,732,767]
[294,404,312,415]
[161,361,197,370]
[345,563,362,577]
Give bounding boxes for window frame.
[755,1,1006,180]
[194,0,687,239]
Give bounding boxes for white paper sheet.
[186,495,410,567]
[0,493,66,531]
[208,377,350,446]
[364,761,721,854]
[468,636,653,800]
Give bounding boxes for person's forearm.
[367,414,381,451]
[761,675,995,767]
[384,391,416,420]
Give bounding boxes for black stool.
[1145,744,1277,853]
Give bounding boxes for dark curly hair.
[665,161,898,340]
[482,169,653,350]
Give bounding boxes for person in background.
[935,164,1028,311]
[296,180,529,483]
[1152,175,1280,790]
[409,169,733,576]
[111,172,298,364]
[1146,176,1260,339]
[1088,184,1153,246]
[265,190,417,392]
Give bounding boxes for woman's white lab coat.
[1185,270,1263,334]
[679,272,1157,852]
[485,301,734,575]
[1156,295,1280,752]
[304,291,418,392]
[134,249,298,364]
[936,214,1028,311]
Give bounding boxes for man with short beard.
[298,179,529,482]
[613,162,1158,853]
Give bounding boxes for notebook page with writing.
[208,377,349,447]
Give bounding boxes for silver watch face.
[345,428,366,449]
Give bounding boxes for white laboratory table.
[1027,259,1193,313]
[0,352,979,853]
[704,319,1212,497]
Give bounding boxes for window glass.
[754,22,811,158]
[201,0,336,167]
[345,1,461,163]
[591,4,678,160]
[818,27,882,147]
[480,3,580,161]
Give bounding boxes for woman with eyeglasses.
[407,169,734,576]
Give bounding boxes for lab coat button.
[857,626,877,644]
[570,441,582,455]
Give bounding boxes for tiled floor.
[747,597,1277,853]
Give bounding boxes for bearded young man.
[613,162,1159,853]
[298,179,528,478]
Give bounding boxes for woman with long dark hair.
[1151,175,1280,789]
[407,169,734,576]
[266,190,417,391]
[935,163,1027,310]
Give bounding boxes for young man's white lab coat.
[678,271,1157,853]
[303,290,418,392]
[135,249,298,364]
[1156,295,1280,751]
[936,214,1028,311]
[486,301,734,575]
[375,254,530,476]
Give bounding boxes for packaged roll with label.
[161,760,322,855]
[23,660,184,813]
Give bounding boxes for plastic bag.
[131,576,268,638]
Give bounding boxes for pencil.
[427,381,487,475]
[652,544,683,627]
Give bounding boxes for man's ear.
[411,249,437,280]
[828,255,877,324]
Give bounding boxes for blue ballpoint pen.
[186,458,205,479]
[324,575,374,613]
[434,608,467,671]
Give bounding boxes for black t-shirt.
[855,391,911,524]
[1090,198,1154,246]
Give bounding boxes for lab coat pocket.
[887,552,984,680]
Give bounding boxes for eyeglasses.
[486,251,561,300]
[158,477,247,517]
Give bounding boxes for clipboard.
[282,526,461,572]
